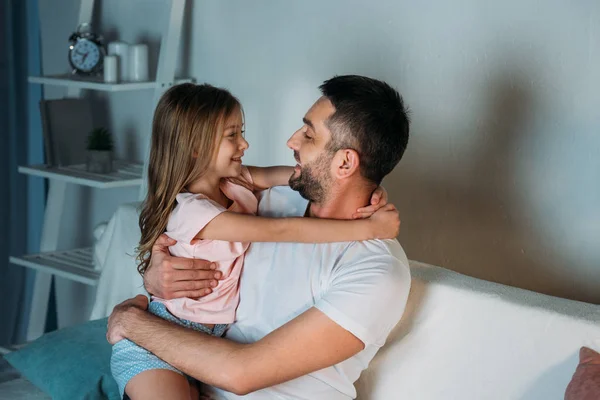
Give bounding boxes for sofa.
[4,202,600,399]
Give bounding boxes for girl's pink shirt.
[153,167,258,324]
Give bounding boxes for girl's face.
[211,110,248,178]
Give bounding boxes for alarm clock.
[68,23,105,76]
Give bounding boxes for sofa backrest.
[355,261,600,400]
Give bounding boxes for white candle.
[103,55,118,83]
[129,44,149,82]
[107,41,130,81]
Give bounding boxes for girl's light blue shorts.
[110,301,227,399]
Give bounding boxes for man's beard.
[289,152,332,204]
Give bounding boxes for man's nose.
[287,131,300,150]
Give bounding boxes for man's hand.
[368,203,401,239]
[106,295,149,344]
[144,234,223,299]
[352,186,389,219]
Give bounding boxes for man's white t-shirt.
[210,187,411,399]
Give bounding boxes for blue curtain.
[0,0,44,345]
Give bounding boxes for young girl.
[111,83,398,400]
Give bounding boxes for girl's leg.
[125,369,193,400]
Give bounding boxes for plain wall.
[38,0,600,306]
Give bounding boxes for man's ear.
[333,149,360,179]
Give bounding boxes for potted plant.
[86,127,113,173]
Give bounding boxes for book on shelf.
[39,98,94,166]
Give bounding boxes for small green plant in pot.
[86,127,113,173]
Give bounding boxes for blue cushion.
[4,318,120,400]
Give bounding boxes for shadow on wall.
[387,67,592,303]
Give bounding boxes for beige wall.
[41,0,600,303]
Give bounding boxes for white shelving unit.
[9,248,98,286]
[28,75,192,92]
[19,161,143,189]
[12,0,188,341]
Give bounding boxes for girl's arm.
[246,166,294,191]
[195,204,399,243]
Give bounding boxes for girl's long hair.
[137,83,242,276]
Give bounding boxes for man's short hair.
[320,75,410,185]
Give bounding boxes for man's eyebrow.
[302,117,315,131]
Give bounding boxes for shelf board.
[19,160,143,189]
[10,248,99,286]
[28,75,193,92]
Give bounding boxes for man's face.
[287,97,336,203]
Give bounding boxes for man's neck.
[307,181,375,220]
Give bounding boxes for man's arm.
[108,297,363,395]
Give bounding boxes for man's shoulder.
[379,239,410,269]
[335,239,410,283]
[318,239,411,349]
[257,186,308,218]
[342,239,408,265]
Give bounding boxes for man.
[108,75,411,399]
